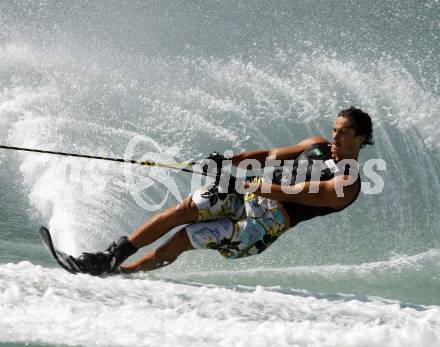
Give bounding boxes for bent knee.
[157,229,194,259]
[174,228,194,251]
[175,196,199,221]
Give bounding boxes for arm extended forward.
[231,136,328,167]
[244,175,358,209]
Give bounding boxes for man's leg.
[73,197,199,275]
[121,228,194,273]
[128,196,199,249]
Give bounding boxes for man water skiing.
[73,106,374,275]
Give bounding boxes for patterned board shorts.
[185,178,290,259]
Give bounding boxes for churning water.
[1,1,439,346]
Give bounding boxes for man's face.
[331,116,364,158]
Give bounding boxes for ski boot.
[73,236,137,275]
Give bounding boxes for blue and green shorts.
[185,179,290,259]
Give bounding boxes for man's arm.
[231,136,328,167]
[244,175,359,209]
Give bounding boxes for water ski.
[38,226,81,274]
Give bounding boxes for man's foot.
[72,236,137,276]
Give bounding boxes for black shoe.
[73,236,137,276]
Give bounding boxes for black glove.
[206,151,227,165]
[202,152,226,173]
[202,151,231,185]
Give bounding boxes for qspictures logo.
[123,140,387,212]
[123,135,184,212]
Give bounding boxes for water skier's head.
[331,106,373,159]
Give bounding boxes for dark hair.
[337,106,374,148]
